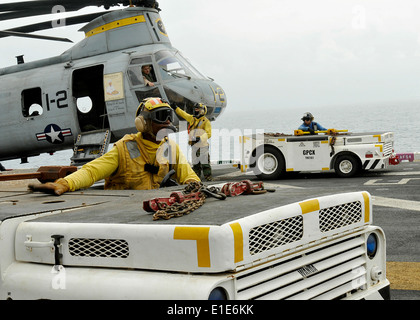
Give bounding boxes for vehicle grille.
[383,142,393,156]
[236,236,366,300]
[319,201,362,233]
[68,238,129,258]
[248,215,303,255]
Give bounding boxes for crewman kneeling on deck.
[28,98,200,196]
[173,103,213,181]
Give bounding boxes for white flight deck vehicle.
[239,129,397,179]
[0,184,390,300]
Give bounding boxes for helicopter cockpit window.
[141,65,156,86]
[130,56,152,65]
[22,87,43,117]
[127,67,144,86]
[175,51,207,80]
[156,50,207,80]
[128,56,157,87]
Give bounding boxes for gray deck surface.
[0,185,323,225]
[1,160,419,299]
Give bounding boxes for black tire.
[334,154,360,178]
[253,146,285,180]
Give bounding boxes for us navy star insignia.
[36,124,72,144]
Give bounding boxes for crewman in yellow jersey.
[28,98,199,196]
[173,103,213,181]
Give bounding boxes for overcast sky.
[1,0,420,111]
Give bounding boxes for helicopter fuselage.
[0,6,226,163]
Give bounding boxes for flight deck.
[0,161,419,300]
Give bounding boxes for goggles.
[303,117,312,121]
[142,107,174,124]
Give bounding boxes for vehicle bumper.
[343,280,391,300]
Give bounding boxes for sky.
[1,0,420,112]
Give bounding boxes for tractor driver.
[28,98,199,195]
[298,112,327,134]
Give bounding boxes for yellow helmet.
[135,97,174,133]
[193,103,207,117]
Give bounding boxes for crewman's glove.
[28,178,70,196]
[308,127,315,135]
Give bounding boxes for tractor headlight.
[208,287,228,300]
[366,233,378,259]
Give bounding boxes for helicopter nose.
[162,79,227,119]
[199,80,227,116]
[206,82,226,106]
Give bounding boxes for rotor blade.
[0,1,129,15]
[0,1,156,18]
[0,1,124,21]
[0,30,72,43]
[0,10,52,21]
[0,0,112,12]
[0,11,114,39]
[0,1,159,22]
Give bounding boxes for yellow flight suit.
[175,108,211,146]
[64,132,199,191]
[175,107,213,180]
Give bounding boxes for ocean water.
[2,100,419,170]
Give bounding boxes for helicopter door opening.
[22,87,43,117]
[72,65,109,132]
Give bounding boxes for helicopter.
[0,0,227,168]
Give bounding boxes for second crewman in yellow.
[173,103,213,181]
